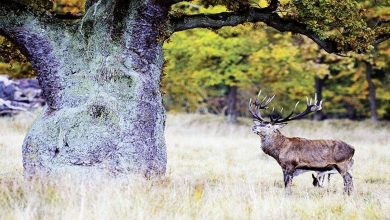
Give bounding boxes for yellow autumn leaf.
[258,0,268,8]
[52,0,85,16]
[280,0,291,5]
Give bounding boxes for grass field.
[0,112,389,219]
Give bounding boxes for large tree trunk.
[1,1,169,177]
[364,61,378,122]
[313,76,324,121]
[226,86,238,123]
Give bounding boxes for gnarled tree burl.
[0,0,388,177]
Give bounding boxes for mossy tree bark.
[1,1,169,177]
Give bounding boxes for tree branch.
[0,1,62,49]
[170,7,342,53]
[374,33,390,45]
[0,1,63,110]
[1,2,41,45]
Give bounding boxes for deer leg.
[321,174,329,187]
[283,169,294,195]
[312,173,320,187]
[336,163,354,195]
[320,174,326,186]
[324,169,338,186]
[313,171,326,187]
[342,172,354,195]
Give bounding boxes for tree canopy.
[2,0,388,52]
[163,1,390,119]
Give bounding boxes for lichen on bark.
[2,0,168,177]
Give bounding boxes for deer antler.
[249,90,323,124]
[270,93,323,124]
[248,90,275,122]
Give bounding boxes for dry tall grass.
[0,112,389,219]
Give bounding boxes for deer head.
[249,90,323,137]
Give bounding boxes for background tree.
[0,36,35,78]
[164,22,268,123]
[357,0,389,122]
[0,0,388,177]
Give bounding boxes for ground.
[0,111,389,219]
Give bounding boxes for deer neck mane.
[260,130,286,158]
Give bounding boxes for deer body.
[249,91,355,195]
[259,130,354,171]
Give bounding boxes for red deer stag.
[249,91,355,195]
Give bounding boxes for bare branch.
[374,33,390,45]
[171,7,342,53]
